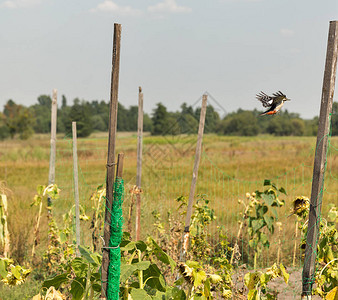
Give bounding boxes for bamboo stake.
[181,94,208,260]
[101,23,122,299]
[47,89,57,214]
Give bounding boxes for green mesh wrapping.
[107,177,124,300]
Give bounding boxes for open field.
[0,132,337,298]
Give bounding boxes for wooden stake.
[101,23,122,299]
[48,89,57,212]
[302,20,338,297]
[181,94,208,259]
[116,153,124,178]
[136,87,143,241]
[72,122,81,257]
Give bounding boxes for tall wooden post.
[72,122,81,257]
[135,87,143,241]
[48,89,57,213]
[302,20,338,298]
[101,23,122,299]
[181,94,208,259]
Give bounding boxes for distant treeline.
[0,95,337,140]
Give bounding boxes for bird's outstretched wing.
[272,91,286,98]
[256,91,273,108]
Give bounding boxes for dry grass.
[0,133,337,268]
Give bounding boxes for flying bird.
[256,91,290,116]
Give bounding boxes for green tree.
[117,103,128,131]
[195,104,220,133]
[37,95,52,109]
[0,112,10,140]
[304,117,318,136]
[143,113,153,132]
[31,95,52,133]
[179,103,198,134]
[151,103,169,135]
[3,100,36,139]
[217,110,259,136]
[290,119,305,136]
[64,99,93,137]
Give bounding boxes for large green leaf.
[135,241,147,252]
[263,215,274,233]
[257,205,268,218]
[120,263,137,282]
[0,259,8,279]
[92,283,101,292]
[171,287,186,300]
[143,264,166,292]
[260,232,269,248]
[59,231,67,244]
[204,278,211,298]
[133,261,151,271]
[71,257,88,278]
[43,273,69,289]
[78,245,95,264]
[261,194,274,206]
[130,288,152,300]
[193,269,206,287]
[278,187,287,195]
[70,277,86,300]
[263,180,271,186]
[251,219,265,233]
[148,237,176,272]
[151,292,166,300]
[121,241,137,252]
[11,265,21,279]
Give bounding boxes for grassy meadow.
[0,132,337,298]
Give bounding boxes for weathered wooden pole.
[135,87,143,241]
[72,122,81,257]
[48,89,57,213]
[302,20,338,299]
[101,23,122,299]
[181,94,208,259]
[116,153,124,178]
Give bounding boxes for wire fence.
[53,130,338,269]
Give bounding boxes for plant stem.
[292,221,298,267]
[32,199,43,259]
[137,249,143,288]
[230,202,249,264]
[84,263,92,300]
[254,252,257,270]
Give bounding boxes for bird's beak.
[286,98,291,101]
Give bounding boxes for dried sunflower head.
[178,262,193,284]
[290,196,309,218]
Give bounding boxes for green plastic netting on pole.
[107,177,124,300]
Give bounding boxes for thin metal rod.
[136,86,143,241]
[72,122,81,257]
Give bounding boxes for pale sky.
[0,0,337,118]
